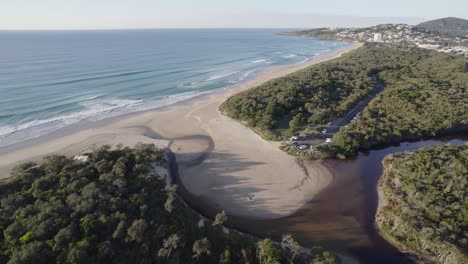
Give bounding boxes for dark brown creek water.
[168,137,466,263]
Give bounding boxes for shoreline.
[0,41,357,156]
[0,41,362,219]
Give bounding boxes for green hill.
[415,17,468,37]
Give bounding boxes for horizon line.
[0,24,420,32]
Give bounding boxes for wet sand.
[0,42,362,219]
[173,138,464,263]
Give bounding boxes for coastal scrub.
[376,144,468,264]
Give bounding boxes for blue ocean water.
[0,29,348,147]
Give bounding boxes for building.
[358,32,365,40]
[373,33,382,42]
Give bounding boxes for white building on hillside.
[373,33,382,42]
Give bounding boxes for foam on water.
[251,59,269,64]
[0,29,349,147]
[206,70,242,81]
[0,99,144,137]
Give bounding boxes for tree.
[214,210,228,226]
[331,131,360,156]
[67,244,91,264]
[80,214,98,236]
[158,234,180,257]
[112,221,126,240]
[42,155,69,175]
[281,234,300,264]
[97,241,115,260]
[311,251,338,264]
[112,160,127,178]
[4,221,26,246]
[164,192,175,213]
[125,219,148,243]
[289,113,305,134]
[53,225,74,251]
[257,239,281,264]
[220,248,232,264]
[192,237,211,259]
[8,241,53,264]
[95,160,112,173]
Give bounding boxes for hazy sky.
[1,0,467,30]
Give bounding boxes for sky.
[1,0,467,30]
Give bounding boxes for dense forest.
[0,144,337,264]
[220,44,467,157]
[327,46,467,157]
[376,144,468,264]
[220,45,379,139]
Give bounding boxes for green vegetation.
[0,144,337,263]
[328,47,467,157]
[220,44,467,158]
[282,28,344,40]
[376,144,468,264]
[214,210,228,226]
[220,45,379,139]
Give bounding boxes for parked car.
[298,144,309,150]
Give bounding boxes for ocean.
[0,29,348,147]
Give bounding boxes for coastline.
[0,41,362,219]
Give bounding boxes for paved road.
[292,76,384,146]
[328,77,384,133]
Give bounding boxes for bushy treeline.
[0,144,337,264]
[376,144,468,264]
[221,43,467,157]
[220,45,380,139]
[327,46,467,157]
[281,29,343,40]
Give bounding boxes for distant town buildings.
[304,24,468,56]
[358,32,365,40]
[373,33,382,42]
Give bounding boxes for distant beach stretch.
[0,38,361,219]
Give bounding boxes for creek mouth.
[165,133,465,263]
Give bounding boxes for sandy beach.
[0,42,361,219]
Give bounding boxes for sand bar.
[0,42,362,219]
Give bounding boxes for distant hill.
[415,17,468,37]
